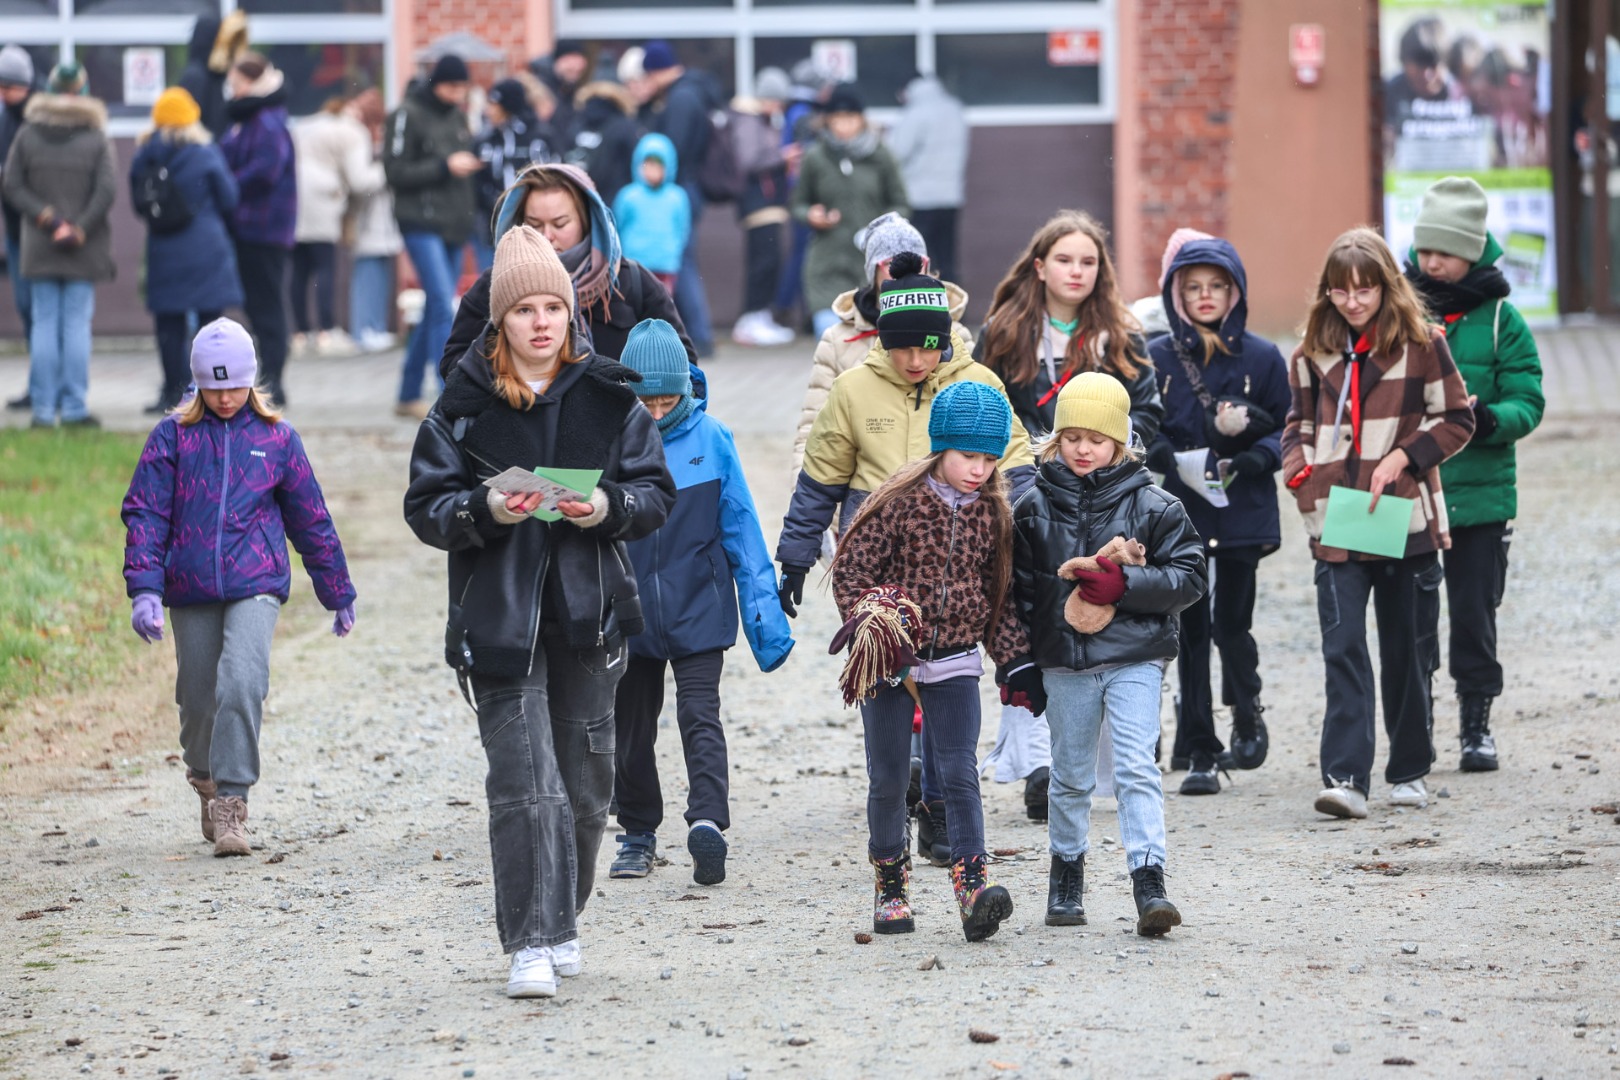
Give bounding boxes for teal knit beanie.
[621,319,690,398]
[1412,176,1488,262]
[929,381,1012,458]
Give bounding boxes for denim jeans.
[348,256,393,340]
[470,231,495,274]
[28,278,95,425]
[170,596,281,800]
[1045,663,1168,871]
[400,231,459,404]
[671,193,713,353]
[471,635,624,954]
[861,676,985,862]
[4,231,31,339]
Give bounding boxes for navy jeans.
[400,231,459,404]
[861,677,985,862]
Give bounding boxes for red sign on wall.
[1048,30,1102,67]
[1289,23,1325,68]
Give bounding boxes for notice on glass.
[485,466,602,522]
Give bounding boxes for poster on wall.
[1380,0,1555,321]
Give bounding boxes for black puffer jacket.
[404,348,676,674]
[1013,458,1206,672]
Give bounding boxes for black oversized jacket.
[976,328,1164,446]
[404,349,675,674]
[1013,458,1206,672]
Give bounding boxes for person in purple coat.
[121,318,356,859]
[218,52,296,406]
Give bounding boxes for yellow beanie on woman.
[1053,371,1131,445]
[152,86,201,129]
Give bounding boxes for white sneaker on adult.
[357,329,396,353]
[753,314,795,345]
[1313,780,1368,819]
[506,946,557,998]
[731,311,768,346]
[550,939,582,978]
[1389,779,1428,808]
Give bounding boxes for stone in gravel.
[278,901,291,912]
[85,838,99,848]
[716,934,734,944]
[1401,942,1419,955]
[968,1029,1000,1044]
[660,967,674,980]
[1333,1042,1351,1054]
[1437,788,1450,799]
[918,955,941,971]
[241,1057,257,1073]
[347,996,361,1008]
[1205,988,1220,997]
[727,1070,747,1080]
[854,933,873,944]
[1348,963,1365,973]
[432,1030,456,1042]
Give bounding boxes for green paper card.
[528,467,602,521]
[1320,485,1414,559]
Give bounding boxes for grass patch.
[21,961,55,970]
[0,428,146,718]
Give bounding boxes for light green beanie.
[1412,176,1488,263]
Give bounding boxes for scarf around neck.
[655,393,696,434]
[1404,261,1510,320]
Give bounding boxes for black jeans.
[862,676,984,862]
[911,208,959,283]
[234,240,290,399]
[612,650,730,835]
[153,309,221,407]
[1443,522,1512,701]
[1175,549,1263,760]
[289,241,337,334]
[742,222,783,313]
[1315,554,1442,794]
[472,635,624,953]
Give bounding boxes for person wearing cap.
[0,43,37,413]
[2,61,117,428]
[1403,176,1544,775]
[606,319,794,887]
[384,52,482,419]
[791,82,909,338]
[130,86,244,413]
[886,73,967,282]
[1012,372,1206,936]
[529,39,589,140]
[122,317,357,859]
[405,224,675,1001]
[727,67,798,347]
[471,78,558,271]
[177,10,249,139]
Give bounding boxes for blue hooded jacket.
[1146,238,1291,554]
[624,368,794,670]
[612,132,691,275]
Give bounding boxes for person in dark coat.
[1143,237,1291,792]
[471,77,558,267]
[529,39,589,147]
[130,87,244,413]
[564,81,640,206]
[441,162,696,373]
[177,11,249,140]
[218,52,296,406]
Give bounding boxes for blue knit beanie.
[621,319,690,397]
[929,381,1012,458]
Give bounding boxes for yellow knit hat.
[1052,371,1131,446]
[490,225,575,325]
[152,86,201,129]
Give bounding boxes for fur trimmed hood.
[574,80,635,115]
[23,93,107,131]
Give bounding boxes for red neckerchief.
[1441,312,1465,325]
[1349,331,1371,455]
[1034,334,1084,408]
[845,328,880,343]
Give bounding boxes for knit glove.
[1072,555,1126,606]
[487,487,529,525]
[1228,448,1270,478]
[131,593,164,643]
[997,657,1048,716]
[1471,399,1498,442]
[1145,441,1176,477]
[332,603,356,638]
[778,565,809,618]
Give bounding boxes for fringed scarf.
[829,586,924,706]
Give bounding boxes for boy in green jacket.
[1404,176,1545,773]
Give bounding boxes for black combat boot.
[1130,864,1182,937]
[1228,701,1269,770]
[1024,766,1050,821]
[1045,854,1085,926]
[1459,695,1499,772]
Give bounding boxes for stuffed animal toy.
[1055,536,1148,634]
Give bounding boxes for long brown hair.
[980,210,1142,387]
[1300,227,1433,359]
[482,320,586,410]
[176,388,281,426]
[831,453,1016,640]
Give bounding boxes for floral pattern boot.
[870,852,914,934]
[951,854,1013,942]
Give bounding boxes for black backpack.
[696,108,744,204]
[133,149,194,235]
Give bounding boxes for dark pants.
[234,240,290,399]
[911,207,959,283]
[1443,522,1512,701]
[612,650,730,835]
[1315,554,1442,794]
[861,677,984,862]
[289,241,337,334]
[742,222,783,313]
[1174,549,1262,760]
[471,636,624,953]
[153,310,221,407]
[774,220,812,322]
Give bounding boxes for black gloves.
[1470,399,1498,442]
[997,659,1048,716]
[1228,448,1270,478]
[778,565,809,617]
[1145,442,1176,477]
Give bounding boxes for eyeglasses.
[1328,286,1381,306]
[1181,281,1231,299]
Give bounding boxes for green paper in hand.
[529,466,602,521]
[1320,485,1414,559]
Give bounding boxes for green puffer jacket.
[1436,236,1545,529]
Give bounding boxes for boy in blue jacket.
[612,133,691,294]
[609,319,794,886]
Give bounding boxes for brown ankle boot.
[210,796,251,857]
[186,770,216,842]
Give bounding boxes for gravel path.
[2,376,1617,1078]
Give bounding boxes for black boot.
[1024,766,1050,821]
[1130,864,1182,937]
[1228,702,1269,770]
[1045,854,1085,926]
[917,800,950,867]
[1459,695,1499,772]
[1178,755,1221,795]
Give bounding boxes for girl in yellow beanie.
[1011,372,1207,935]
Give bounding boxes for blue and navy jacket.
[1146,238,1291,555]
[625,372,794,670]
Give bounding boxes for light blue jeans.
[399,231,459,404]
[28,278,95,425]
[348,255,394,340]
[4,231,31,339]
[1044,662,1168,871]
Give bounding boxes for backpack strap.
[1492,299,1502,358]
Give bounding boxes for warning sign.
[1289,23,1325,69]
[1047,30,1101,67]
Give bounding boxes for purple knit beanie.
[191,318,259,389]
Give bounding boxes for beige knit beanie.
[490,225,575,325]
[1052,371,1132,446]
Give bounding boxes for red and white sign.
[1048,30,1102,68]
[1289,23,1325,86]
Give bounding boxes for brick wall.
[412,0,533,79]
[1130,0,1240,290]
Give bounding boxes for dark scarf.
[1404,261,1510,321]
[853,284,880,328]
[225,84,288,123]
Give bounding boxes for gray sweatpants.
[170,596,281,799]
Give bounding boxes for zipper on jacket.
[1076,490,1090,670]
[214,420,231,599]
[926,503,961,653]
[526,542,551,676]
[595,544,606,647]
[914,384,923,411]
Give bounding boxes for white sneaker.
[752,314,795,345]
[315,328,359,357]
[357,329,396,353]
[1313,780,1369,819]
[506,946,557,998]
[1389,779,1428,808]
[731,311,767,346]
[550,939,581,977]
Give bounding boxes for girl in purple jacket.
[121,318,356,857]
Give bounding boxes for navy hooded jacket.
[1146,238,1291,555]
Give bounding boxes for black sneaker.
[608,832,657,879]
[1228,702,1270,770]
[5,392,30,412]
[1131,864,1182,937]
[1023,766,1050,821]
[1179,757,1221,796]
[1044,854,1085,926]
[1458,695,1499,772]
[687,822,727,886]
[60,414,101,429]
[917,800,949,867]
